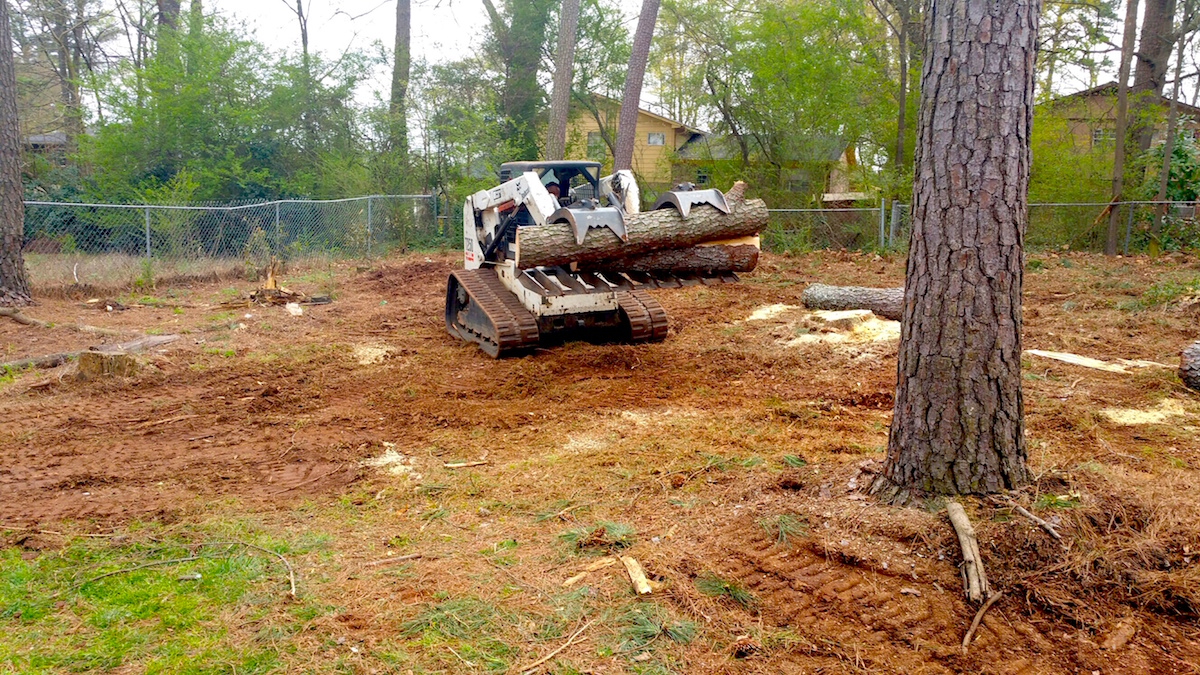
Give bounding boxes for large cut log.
[609,238,759,274]
[514,182,767,270]
[800,283,904,321]
[1182,341,1200,392]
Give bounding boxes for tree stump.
[1181,341,1200,392]
[77,350,138,380]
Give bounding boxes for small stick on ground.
[519,618,596,674]
[962,591,1004,654]
[946,501,989,603]
[620,555,653,595]
[366,552,423,567]
[1013,505,1062,542]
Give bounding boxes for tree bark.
[157,0,180,27]
[612,0,660,172]
[1106,0,1139,256]
[611,242,759,274]
[0,0,32,307]
[1151,32,1187,255]
[800,284,903,321]
[1181,341,1200,391]
[545,0,579,161]
[515,185,766,269]
[390,0,411,153]
[1131,0,1175,152]
[885,0,1036,495]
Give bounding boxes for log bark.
[515,183,766,269]
[885,0,1034,495]
[1181,341,1200,392]
[610,243,759,274]
[800,284,903,321]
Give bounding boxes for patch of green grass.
[782,454,807,468]
[1034,493,1081,510]
[400,597,515,673]
[739,456,763,468]
[756,514,808,546]
[202,347,235,358]
[1026,258,1045,271]
[695,573,756,609]
[1121,276,1200,312]
[559,521,636,551]
[619,605,696,652]
[0,528,323,674]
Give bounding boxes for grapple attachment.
[550,201,628,245]
[651,183,731,218]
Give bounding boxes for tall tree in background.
[1,0,32,306]
[612,0,659,172]
[545,0,579,160]
[483,0,554,160]
[1131,0,1200,151]
[390,0,410,154]
[157,0,180,27]
[869,0,922,191]
[1105,0,1140,256]
[884,0,1038,497]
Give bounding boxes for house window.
[647,132,666,146]
[587,131,607,161]
[1091,127,1115,146]
[695,168,711,186]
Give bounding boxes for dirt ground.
[2,250,1200,673]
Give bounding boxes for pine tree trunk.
[885,0,1036,495]
[157,0,180,27]
[612,0,660,172]
[515,188,766,269]
[1181,341,1200,392]
[390,0,411,153]
[800,284,903,321]
[1106,0,1140,256]
[611,243,759,274]
[1131,0,1175,152]
[0,0,31,306]
[545,0,579,161]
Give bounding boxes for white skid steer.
[445,160,734,357]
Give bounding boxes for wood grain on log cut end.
[1181,341,1200,392]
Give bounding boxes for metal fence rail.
[23,195,442,289]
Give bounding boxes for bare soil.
[3,250,1200,673]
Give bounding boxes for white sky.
[207,0,644,104]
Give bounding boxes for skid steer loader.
[445,160,737,358]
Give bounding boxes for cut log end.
[1181,341,1200,392]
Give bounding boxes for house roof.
[1046,81,1200,119]
[25,131,67,146]
[582,93,704,134]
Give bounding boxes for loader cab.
[499,160,602,208]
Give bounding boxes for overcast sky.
[206,0,644,103]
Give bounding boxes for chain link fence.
[764,200,1200,255]
[22,195,444,290]
[21,196,1200,290]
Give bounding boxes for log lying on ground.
[607,238,760,274]
[800,283,904,321]
[1182,341,1200,392]
[946,501,990,604]
[514,181,768,270]
[0,334,180,375]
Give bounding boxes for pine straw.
[988,468,1200,623]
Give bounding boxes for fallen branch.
[1013,505,1062,542]
[961,591,1004,654]
[620,555,653,595]
[444,460,489,469]
[519,618,596,674]
[0,352,75,373]
[946,501,989,603]
[366,552,423,567]
[0,307,49,327]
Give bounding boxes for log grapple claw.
[651,183,731,219]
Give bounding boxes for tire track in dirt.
[698,515,1071,674]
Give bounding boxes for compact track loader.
[445,160,738,357]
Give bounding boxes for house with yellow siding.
[565,95,704,192]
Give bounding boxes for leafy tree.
[482,0,557,160]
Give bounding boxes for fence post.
[366,196,373,258]
[1123,203,1134,256]
[888,202,901,248]
[143,206,151,263]
[274,201,281,257]
[878,198,886,249]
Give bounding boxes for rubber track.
[448,269,539,357]
[617,290,669,343]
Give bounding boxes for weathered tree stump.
[77,350,138,380]
[800,283,904,321]
[1181,341,1200,392]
